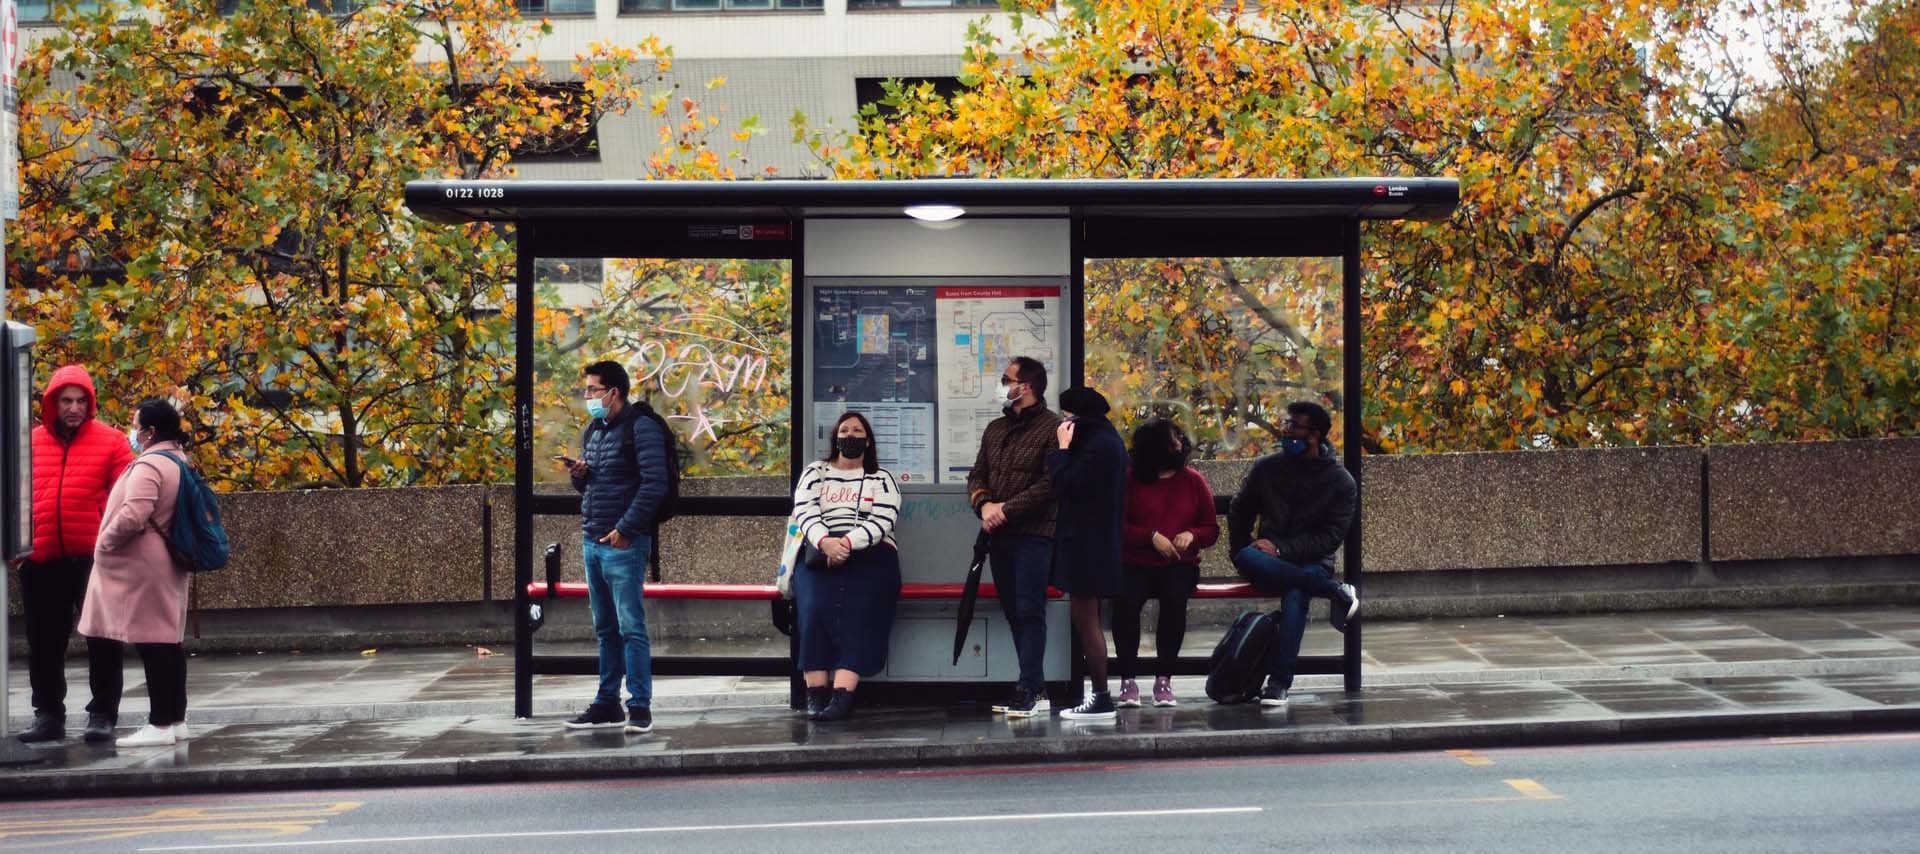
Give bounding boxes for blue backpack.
[142,451,231,573]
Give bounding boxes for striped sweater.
[791,461,901,550]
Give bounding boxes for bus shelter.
[405,178,1460,718]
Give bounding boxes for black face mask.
[835,436,869,459]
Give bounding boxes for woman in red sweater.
[1115,418,1219,707]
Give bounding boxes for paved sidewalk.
[6,605,1920,797]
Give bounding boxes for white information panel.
[934,286,1061,484]
[805,279,1065,491]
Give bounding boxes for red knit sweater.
[1121,466,1219,567]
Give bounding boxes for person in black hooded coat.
[1048,387,1128,720]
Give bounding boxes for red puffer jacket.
[28,365,136,563]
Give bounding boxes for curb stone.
[7,705,1917,800]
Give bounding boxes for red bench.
[525,582,1069,600]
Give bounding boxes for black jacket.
[1226,446,1356,564]
[571,402,670,540]
[1045,415,1127,587]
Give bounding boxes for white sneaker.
[117,724,178,747]
[173,723,192,741]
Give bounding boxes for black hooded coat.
[1046,388,1128,597]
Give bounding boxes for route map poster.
[810,283,1061,488]
[811,287,938,484]
[934,286,1061,484]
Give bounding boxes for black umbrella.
[952,531,991,666]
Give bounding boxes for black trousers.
[1112,563,1200,680]
[90,642,189,726]
[19,557,116,717]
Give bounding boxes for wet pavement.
[6,605,1920,796]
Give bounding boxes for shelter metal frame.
[404,178,1461,718]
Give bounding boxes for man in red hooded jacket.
[14,365,134,744]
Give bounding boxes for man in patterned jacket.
[966,356,1062,718]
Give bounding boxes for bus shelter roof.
[404,177,1459,225]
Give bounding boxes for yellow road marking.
[0,802,362,850]
[1446,749,1495,766]
[1309,778,1564,809]
[1503,778,1562,800]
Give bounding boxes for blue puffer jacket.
[571,402,669,540]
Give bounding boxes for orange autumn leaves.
[10,0,732,488]
[816,0,1918,452]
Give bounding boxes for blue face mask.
[586,398,608,420]
[1281,437,1310,457]
[128,428,144,454]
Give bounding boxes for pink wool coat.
[78,441,190,644]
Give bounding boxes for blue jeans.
[990,534,1054,693]
[1233,546,1338,692]
[584,537,653,710]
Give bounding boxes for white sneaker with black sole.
[1329,583,1360,633]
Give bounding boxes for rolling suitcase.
[1206,610,1277,703]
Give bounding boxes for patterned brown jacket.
[965,403,1063,538]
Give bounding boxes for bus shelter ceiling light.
[904,204,965,222]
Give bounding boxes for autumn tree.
[523,82,786,480]
[1689,0,1920,441]
[8,0,688,488]
[811,0,1913,453]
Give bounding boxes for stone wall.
[10,438,1920,618]
[1360,446,1703,572]
[201,485,492,609]
[1708,437,1920,561]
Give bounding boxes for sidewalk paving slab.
[6,606,1920,797]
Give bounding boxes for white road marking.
[138,806,1264,851]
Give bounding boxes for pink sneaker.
[1152,676,1177,707]
[1115,679,1142,708]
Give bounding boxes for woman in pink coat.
[77,399,193,747]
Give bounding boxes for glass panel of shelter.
[1084,256,1347,466]
[532,255,793,489]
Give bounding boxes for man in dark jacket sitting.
[557,360,670,735]
[1227,401,1360,709]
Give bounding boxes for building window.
[619,0,822,11]
[18,0,100,21]
[508,83,603,162]
[518,0,595,14]
[535,258,605,287]
[848,0,998,9]
[855,77,967,117]
[215,0,359,14]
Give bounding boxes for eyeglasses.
[999,376,1022,387]
[1282,420,1314,433]
[581,385,609,399]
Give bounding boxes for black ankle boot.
[815,688,855,722]
[16,713,63,744]
[804,686,832,718]
[83,712,117,743]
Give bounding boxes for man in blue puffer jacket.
[557,360,669,735]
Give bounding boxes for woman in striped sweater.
[790,411,903,721]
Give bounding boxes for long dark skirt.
[795,544,902,677]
